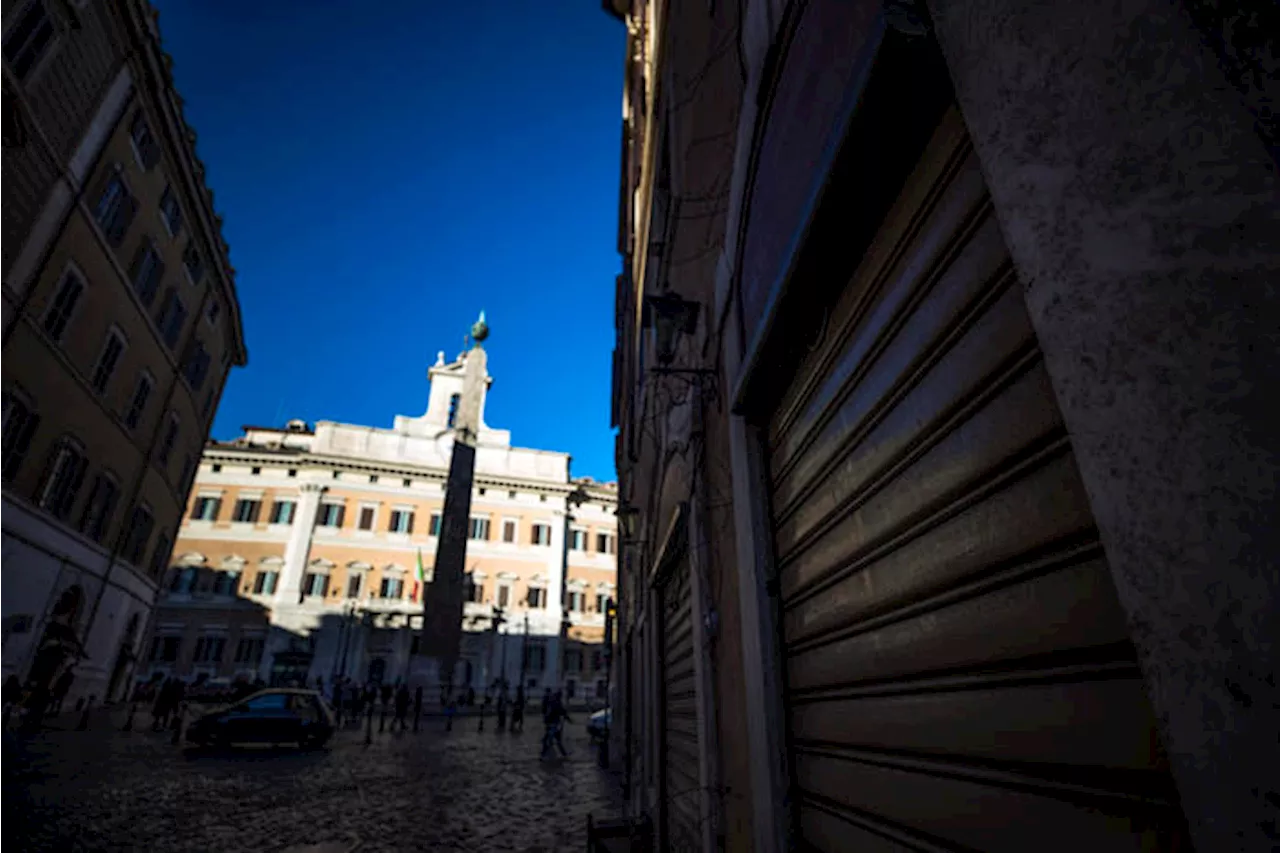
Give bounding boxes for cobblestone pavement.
[4,709,624,853]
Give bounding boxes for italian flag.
[414,549,426,602]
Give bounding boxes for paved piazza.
[4,711,624,853]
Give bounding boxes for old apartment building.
[605,1,1277,852]
[1,0,247,711]
[143,347,618,702]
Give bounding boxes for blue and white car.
[586,707,611,741]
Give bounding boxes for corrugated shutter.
[765,107,1192,852]
[659,548,701,853]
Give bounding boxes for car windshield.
[242,693,289,711]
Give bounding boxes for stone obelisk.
[416,312,489,702]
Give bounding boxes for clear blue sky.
[154,1,625,482]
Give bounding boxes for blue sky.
[154,1,625,481]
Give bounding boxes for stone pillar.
[926,2,1280,849]
[543,508,568,691]
[277,483,326,607]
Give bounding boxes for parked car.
[186,689,335,749]
[586,707,611,741]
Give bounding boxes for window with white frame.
[502,519,517,543]
[464,575,483,603]
[231,498,261,523]
[77,472,120,544]
[253,570,278,595]
[149,635,181,663]
[380,576,404,599]
[357,505,376,530]
[159,185,183,237]
[190,495,220,521]
[119,504,154,565]
[42,269,85,343]
[497,584,510,608]
[3,0,55,81]
[213,569,239,596]
[429,513,441,536]
[527,587,546,609]
[157,413,179,466]
[389,509,414,534]
[129,110,160,169]
[192,635,226,664]
[2,390,40,483]
[36,437,87,520]
[317,503,345,527]
[90,329,127,394]
[129,240,164,307]
[269,500,296,524]
[123,372,153,430]
[468,516,490,541]
[182,240,204,285]
[596,532,615,554]
[595,593,608,614]
[531,523,552,546]
[303,572,329,598]
[234,636,264,664]
[156,287,187,348]
[567,590,584,612]
[182,338,212,391]
[94,170,136,246]
[569,529,587,551]
[346,573,362,599]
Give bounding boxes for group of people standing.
[0,666,79,727]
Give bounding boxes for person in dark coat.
[496,689,508,732]
[151,678,173,731]
[394,684,411,732]
[540,691,571,759]
[49,670,74,715]
[510,687,525,733]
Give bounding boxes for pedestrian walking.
[540,690,571,760]
[394,684,410,732]
[496,689,508,732]
[151,678,173,731]
[50,670,74,715]
[511,686,525,733]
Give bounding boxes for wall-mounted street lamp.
[615,503,640,543]
[643,291,700,366]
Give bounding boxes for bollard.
[122,701,137,732]
[170,703,184,745]
[76,694,95,731]
[364,705,374,746]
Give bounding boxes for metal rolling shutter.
[659,549,701,853]
[766,107,1191,852]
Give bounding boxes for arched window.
[447,393,460,428]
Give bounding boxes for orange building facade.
[143,348,617,704]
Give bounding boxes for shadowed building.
[143,346,617,706]
[605,0,1277,851]
[1,0,247,711]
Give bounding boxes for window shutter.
[336,505,346,527]
[406,513,414,534]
